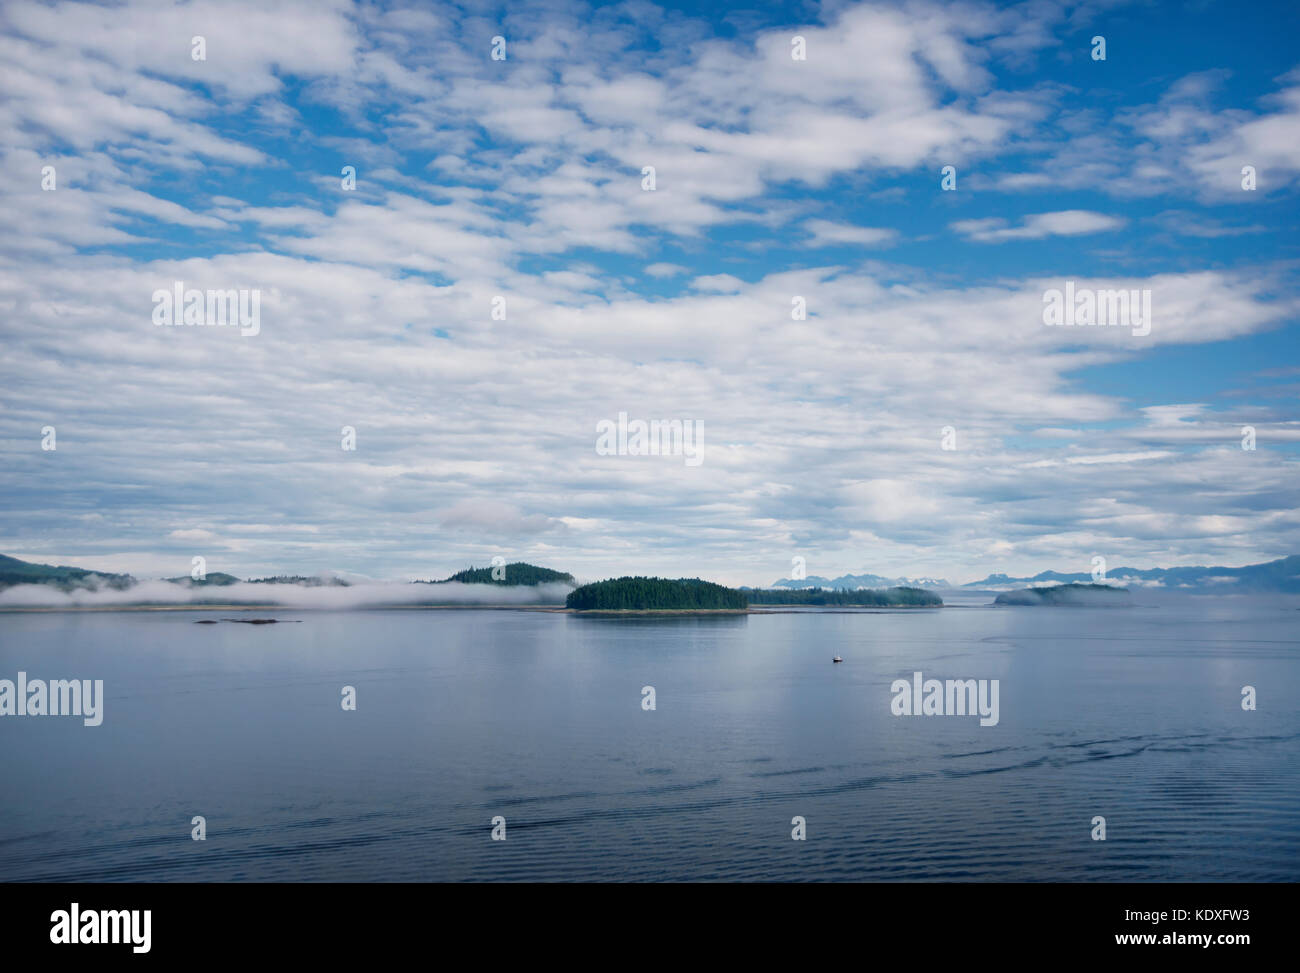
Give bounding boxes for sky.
[1,0,1297,587]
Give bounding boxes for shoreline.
[0,603,568,613]
[0,603,944,615]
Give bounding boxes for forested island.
[566,577,747,611]
[166,573,351,586]
[165,563,572,588]
[432,563,575,586]
[248,575,352,586]
[0,554,576,605]
[165,572,243,586]
[994,583,1132,606]
[747,586,942,607]
[0,554,133,591]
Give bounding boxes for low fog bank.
[0,580,574,610]
[1131,588,1300,610]
[991,585,1300,609]
[996,584,1132,607]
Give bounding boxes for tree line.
[746,586,942,606]
[566,576,748,610]
[439,563,575,586]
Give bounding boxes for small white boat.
[832,656,842,663]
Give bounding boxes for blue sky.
[1,0,1297,585]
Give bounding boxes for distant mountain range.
[5,553,1298,597]
[769,556,1300,594]
[963,556,1300,593]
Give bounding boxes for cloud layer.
[0,0,1297,586]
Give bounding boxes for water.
[1,599,1297,882]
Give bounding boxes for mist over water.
[0,580,573,610]
[1,597,1296,882]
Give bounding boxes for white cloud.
[167,528,218,542]
[952,210,1126,242]
[645,262,688,278]
[803,219,899,248]
[439,500,562,537]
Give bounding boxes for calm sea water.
[1,598,1297,882]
